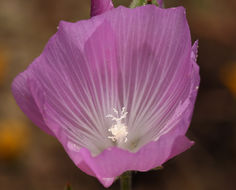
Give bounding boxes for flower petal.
[91,0,114,17]
[11,71,54,136]
[75,124,194,187]
[11,16,109,140]
[98,5,195,149]
[27,18,121,157]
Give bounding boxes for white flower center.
[106,107,128,144]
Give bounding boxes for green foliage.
[130,0,158,8]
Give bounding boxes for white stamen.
[106,107,128,143]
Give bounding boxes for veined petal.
[11,71,54,136]
[76,124,194,187]
[102,5,194,150]
[11,18,105,138]
[91,0,114,17]
[27,19,121,156]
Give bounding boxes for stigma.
[106,107,128,144]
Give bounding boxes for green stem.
[120,171,132,190]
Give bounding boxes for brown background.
[0,0,236,189]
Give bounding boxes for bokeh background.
[0,0,236,189]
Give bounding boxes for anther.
[106,107,128,143]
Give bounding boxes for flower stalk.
[120,171,132,190]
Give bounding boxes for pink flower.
[12,0,200,187]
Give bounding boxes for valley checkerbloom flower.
[12,0,200,187]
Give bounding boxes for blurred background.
[0,0,236,189]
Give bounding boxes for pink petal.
[91,0,114,17]
[11,70,54,136]
[27,20,118,155]
[105,6,194,148]
[75,123,194,187]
